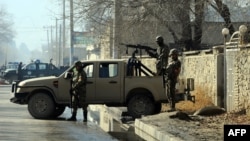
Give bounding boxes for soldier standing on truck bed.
[165,49,181,112]
[67,61,88,122]
[146,36,170,75]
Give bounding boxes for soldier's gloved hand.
[70,88,77,96]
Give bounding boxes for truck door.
[84,63,95,101]
[36,63,48,77]
[95,62,121,102]
[22,63,36,79]
[22,62,47,79]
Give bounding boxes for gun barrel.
[120,43,156,51]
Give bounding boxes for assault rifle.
[68,71,74,114]
[120,43,157,57]
[69,88,73,113]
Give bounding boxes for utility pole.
[70,0,74,66]
[46,28,49,56]
[62,0,66,66]
[51,25,53,60]
[43,26,52,61]
[56,18,58,66]
[59,24,62,66]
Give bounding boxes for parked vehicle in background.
[0,62,20,78]
[2,60,68,84]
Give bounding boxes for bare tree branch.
[0,6,15,43]
[72,0,237,51]
[208,0,235,35]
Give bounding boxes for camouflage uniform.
[165,49,181,112]
[146,36,170,75]
[67,61,88,122]
[156,43,169,75]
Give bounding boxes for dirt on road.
[160,87,250,141]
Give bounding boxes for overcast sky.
[0,0,60,51]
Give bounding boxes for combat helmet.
[74,61,82,67]
[155,36,164,42]
[169,48,178,55]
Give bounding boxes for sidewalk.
[134,111,223,141]
[135,112,190,141]
[89,105,224,141]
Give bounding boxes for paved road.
[0,85,118,141]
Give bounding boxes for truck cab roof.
[80,59,127,63]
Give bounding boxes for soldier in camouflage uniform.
[165,49,181,112]
[146,36,170,75]
[67,61,88,122]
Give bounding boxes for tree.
[211,0,235,35]
[0,6,15,43]
[0,6,15,65]
[72,0,236,51]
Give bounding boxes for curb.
[134,116,184,141]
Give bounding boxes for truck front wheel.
[52,106,66,118]
[127,94,155,119]
[28,93,55,119]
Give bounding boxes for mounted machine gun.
[120,43,157,76]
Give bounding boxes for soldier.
[165,49,181,112]
[127,50,139,76]
[67,61,88,122]
[146,36,170,75]
[17,62,22,80]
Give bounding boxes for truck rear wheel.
[154,103,162,114]
[28,93,55,119]
[127,94,155,119]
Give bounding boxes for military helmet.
[74,61,82,67]
[155,36,164,42]
[169,48,178,55]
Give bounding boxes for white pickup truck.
[10,59,194,119]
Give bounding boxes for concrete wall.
[180,49,224,107]
[122,50,224,107]
[227,46,250,115]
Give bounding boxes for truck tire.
[52,106,66,118]
[28,93,55,119]
[127,94,155,119]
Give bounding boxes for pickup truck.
[2,61,68,84]
[10,59,194,119]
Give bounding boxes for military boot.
[67,112,77,121]
[83,111,87,122]
[167,102,176,112]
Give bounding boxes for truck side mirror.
[64,72,73,79]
